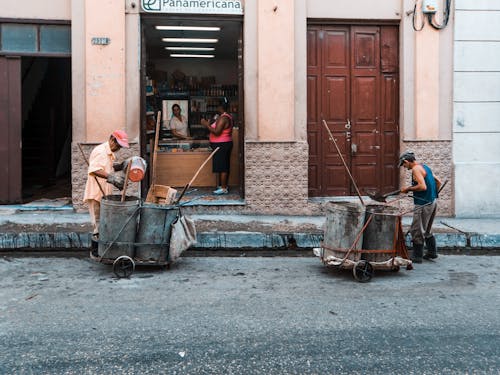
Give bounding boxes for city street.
[1,254,499,374]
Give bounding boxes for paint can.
[128,156,147,182]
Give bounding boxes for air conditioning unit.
[423,0,438,14]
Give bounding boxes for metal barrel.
[98,195,140,259]
[362,204,400,262]
[323,202,365,261]
[135,203,179,262]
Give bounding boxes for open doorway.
[141,15,244,203]
[21,57,72,202]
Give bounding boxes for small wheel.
[353,260,374,282]
[113,256,135,278]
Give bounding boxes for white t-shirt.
[169,115,188,137]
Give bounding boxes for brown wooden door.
[0,56,22,203]
[307,25,399,197]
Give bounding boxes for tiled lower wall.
[399,140,453,217]
[71,140,453,217]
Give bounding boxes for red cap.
[112,130,129,148]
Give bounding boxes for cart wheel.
[353,260,374,282]
[113,256,135,278]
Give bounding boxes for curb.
[0,230,499,252]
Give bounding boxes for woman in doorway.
[201,99,233,195]
[169,104,190,139]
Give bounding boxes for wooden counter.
[154,129,239,188]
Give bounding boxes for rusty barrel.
[323,202,365,261]
[98,195,140,259]
[362,204,400,262]
[135,203,179,262]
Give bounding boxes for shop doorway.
[140,15,244,202]
[307,24,399,197]
[0,56,72,203]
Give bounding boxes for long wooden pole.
[151,111,162,188]
[322,119,365,206]
[120,162,132,202]
[174,147,220,205]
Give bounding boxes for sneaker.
[213,187,229,195]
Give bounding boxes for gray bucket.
[135,204,179,262]
[362,204,400,262]
[324,202,365,261]
[98,195,140,259]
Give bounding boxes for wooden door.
[0,56,22,203]
[307,25,399,197]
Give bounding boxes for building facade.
[1,0,465,217]
[453,0,500,217]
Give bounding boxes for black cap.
[398,151,415,167]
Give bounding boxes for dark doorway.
[21,57,72,201]
[307,24,399,197]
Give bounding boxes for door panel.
[307,28,322,196]
[0,56,22,203]
[307,24,399,197]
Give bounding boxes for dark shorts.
[210,141,233,173]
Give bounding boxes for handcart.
[313,202,413,282]
[90,195,193,278]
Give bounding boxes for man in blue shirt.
[399,151,443,263]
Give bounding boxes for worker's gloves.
[106,173,125,190]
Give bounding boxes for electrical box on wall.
[423,0,438,13]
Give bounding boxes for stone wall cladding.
[71,142,141,212]
[243,142,312,215]
[399,140,453,217]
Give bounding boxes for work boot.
[423,236,438,260]
[411,244,424,263]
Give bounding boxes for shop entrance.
[307,24,400,197]
[141,15,243,201]
[0,56,72,203]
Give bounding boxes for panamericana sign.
[141,0,244,15]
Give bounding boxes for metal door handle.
[371,145,380,150]
[351,143,357,154]
[345,119,351,129]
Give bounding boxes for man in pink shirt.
[83,130,129,237]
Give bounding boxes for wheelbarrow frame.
[315,211,413,282]
[90,202,184,278]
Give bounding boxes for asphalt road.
[0,255,499,374]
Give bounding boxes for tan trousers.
[410,200,437,245]
[87,199,101,235]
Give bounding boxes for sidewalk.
[0,204,499,252]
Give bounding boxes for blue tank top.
[413,164,437,205]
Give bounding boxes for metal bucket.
[323,202,366,261]
[362,204,400,262]
[98,195,140,259]
[135,204,179,262]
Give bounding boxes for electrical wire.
[428,0,452,30]
[412,1,425,31]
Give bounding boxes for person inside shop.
[83,130,129,244]
[169,104,190,139]
[399,151,442,263]
[201,99,233,195]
